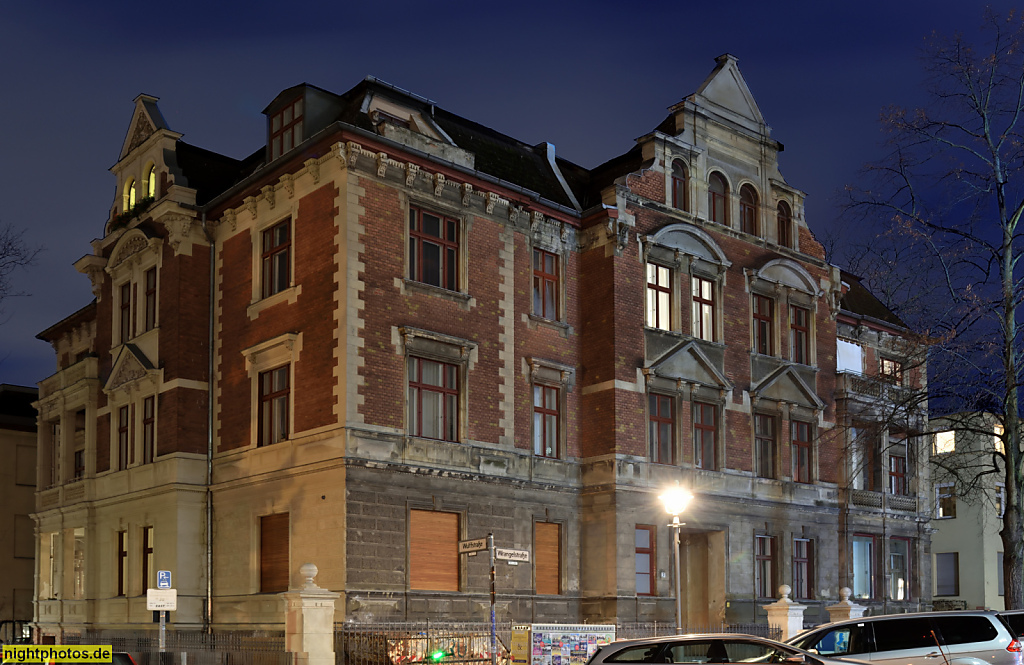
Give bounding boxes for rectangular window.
[532,249,559,320]
[73,449,84,480]
[410,509,459,591]
[649,393,674,464]
[142,396,155,464]
[694,402,716,470]
[533,385,559,458]
[852,534,875,599]
[261,221,291,299]
[793,538,814,600]
[117,530,128,597]
[792,421,811,483]
[754,535,776,598]
[646,263,671,331]
[889,538,910,601]
[790,306,809,364]
[753,295,773,355]
[260,513,290,593]
[270,97,303,160]
[119,282,132,343]
[144,267,157,331]
[118,406,129,471]
[691,276,715,341]
[889,452,908,495]
[141,526,154,594]
[409,207,459,290]
[72,528,85,599]
[535,522,561,595]
[635,525,656,596]
[258,366,289,446]
[755,414,775,479]
[995,423,1005,454]
[880,357,903,385]
[39,532,57,599]
[935,552,959,596]
[936,484,956,518]
[933,430,955,454]
[408,357,458,442]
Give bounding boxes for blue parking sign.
[157,570,171,589]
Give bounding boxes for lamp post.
[659,486,694,634]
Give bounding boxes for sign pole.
[489,532,497,665]
[159,610,166,653]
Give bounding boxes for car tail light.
[1006,639,1022,652]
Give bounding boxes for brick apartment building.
[32,54,930,636]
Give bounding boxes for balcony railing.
[837,371,916,405]
[850,489,918,513]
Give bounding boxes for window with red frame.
[793,538,814,600]
[142,396,155,464]
[534,385,559,458]
[409,207,459,290]
[790,306,810,364]
[889,451,908,495]
[671,161,689,211]
[694,402,717,470]
[646,263,671,330]
[753,295,774,355]
[635,525,656,596]
[777,201,792,248]
[754,535,776,598]
[708,172,728,225]
[408,357,458,442]
[533,249,558,320]
[740,184,758,235]
[792,421,811,483]
[144,268,157,331]
[119,282,132,344]
[261,220,291,299]
[258,366,289,446]
[692,276,715,341]
[270,97,303,160]
[755,414,775,479]
[648,393,674,464]
[118,405,129,471]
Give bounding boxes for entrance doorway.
[679,530,726,628]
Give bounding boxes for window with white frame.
[852,534,875,599]
[935,483,956,519]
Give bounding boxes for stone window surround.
[401,192,471,298]
[242,332,303,448]
[643,243,729,341]
[746,261,821,366]
[525,357,575,460]
[642,377,728,471]
[105,231,163,349]
[399,327,478,444]
[247,213,301,320]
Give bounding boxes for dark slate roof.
[0,384,38,432]
[175,142,258,206]
[37,300,97,342]
[839,270,907,329]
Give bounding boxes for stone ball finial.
[778,584,792,601]
[840,587,852,602]
[300,562,319,589]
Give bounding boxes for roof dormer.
[262,84,345,163]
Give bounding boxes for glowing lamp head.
[659,487,694,517]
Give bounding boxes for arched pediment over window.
[754,258,821,296]
[649,223,732,267]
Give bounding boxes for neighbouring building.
[929,413,1006,610]
[32,54,931,637]
[0,384,38,626]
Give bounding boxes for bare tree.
[0,222,38,317]
[845,10,1024,607]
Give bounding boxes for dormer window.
[271,97,304,160]
[124,178,136,212]
[146,165,157,199]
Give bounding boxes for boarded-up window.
[410,510,459,591]
[260,513,289,593]
[535,522,561,595]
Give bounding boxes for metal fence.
[64,630,289,665]
[614,623,782,641]
[335,622,512,665]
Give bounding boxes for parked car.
[1000,610,1024,638]
[787,611,1021,665]
[585,633,856,665]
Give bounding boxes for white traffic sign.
[147,588,177,611]
[157,570,171,589]
[459,538,488,554]
[496,548,529,562]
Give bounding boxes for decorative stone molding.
[433,173,445,197]
[127,115,155,154]
[244,196,258,220]
[222,209,237,232]
[526,357,576,392]
[111,236,148,268]
[406,163,419,187]
[486,192,498,214]
[305,158,320,184]
[347,142,361,167]
[376,152,388,178]
[262,185,276,210]
[462,183,473,207]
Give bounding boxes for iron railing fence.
[614,623,782,641]
[63,630,289,665]
[335,622,512,665]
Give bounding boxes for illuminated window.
[933,431,955,454]
[740,184,758,235]
[880,357,903,385]
[691,276,715,341]
[646,263,671,330]
[124,178,136,211]
[995,423,1005,454]
[146,164,157,199]
[777,201,792,247]
[708,172,728,225]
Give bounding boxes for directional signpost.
[495,548,529,563]
[148,570,175,653]
[458,538,488,555]
[458,537,531,665]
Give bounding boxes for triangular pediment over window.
[647,340,732,390]
[105,344,158,394]
[119,94,179,162]
[752,365,823,410]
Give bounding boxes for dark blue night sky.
[1,0,1016,386]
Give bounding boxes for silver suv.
[585,633,852,665]
[788,611,1021,665]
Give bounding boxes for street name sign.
[496,548,529,562]
[157,570,171,589]
[147,588,177,611]
[458,538,488,554]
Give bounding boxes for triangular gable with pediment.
[752,365,823,410]
[692,53,766,131]
[118,94,180,162]
[647,340,733,390]
[104,344,157,393]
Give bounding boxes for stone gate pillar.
[761,585,806,641]
[281,563,340,665]
[826,587,866,623]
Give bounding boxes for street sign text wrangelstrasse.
[495,548,529,562]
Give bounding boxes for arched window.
[146,165,157,199]
[777,201,792,248]
[740,184,758,235]
[708,172,728,225]
[671,160,689,211]
[125,179,136,211]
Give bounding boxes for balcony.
[850,489,919,513]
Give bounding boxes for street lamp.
[659,486,694,634]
